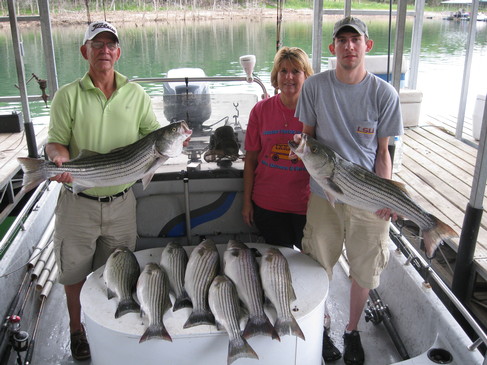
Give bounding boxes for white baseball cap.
[83,21,119,44]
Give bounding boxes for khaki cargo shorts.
[53,187,137,285]
[302,193,390,289]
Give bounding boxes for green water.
[1,16,486,118]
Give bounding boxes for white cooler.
[80,243,328,365]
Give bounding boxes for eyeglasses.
[87,40,119,50]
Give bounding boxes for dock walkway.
[395,112,487,282]
[0,121,48,224]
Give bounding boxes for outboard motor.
[163,68,212,132]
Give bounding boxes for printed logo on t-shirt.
[356,126,375,135]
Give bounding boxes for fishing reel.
[364,296,391,325]
[4,315,29,363]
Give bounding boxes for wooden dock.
[0,120,48,223]
[395,112,487,282]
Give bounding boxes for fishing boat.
[1,1,487,364]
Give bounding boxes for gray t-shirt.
[296,70,403,198]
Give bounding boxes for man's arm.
[374,136,392,179]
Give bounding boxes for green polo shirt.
[48,71,161,197]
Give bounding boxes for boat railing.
[390,223,487,363]
[0,182,49,259]
[131,75,269,99]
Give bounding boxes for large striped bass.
[182,239,220,328]
[223,241,279,341]
[260,248,305,340]
[136,263,172,342]
[208,275,258,365]
[17,121,192,194]
[160,242,191,312]
[288,134,457,258]
[103,247,140,318]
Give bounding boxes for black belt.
[64,185,129,203]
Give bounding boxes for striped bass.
[288,134,457,258]
[136,263,172,342]
[183,239,220,328]
[260,248,305,340]
[223,241,280,341]
[160,242,191,312]
[103,247,140,318]
[17,121,192,194]
[208,275,258,365]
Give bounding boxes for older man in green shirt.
[45,21,161,361]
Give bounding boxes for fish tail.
[17,157,48,193]
[242,315,280,341]
[227,336,259,365]
[183,308,215,328]
[172,295,192,312]
[114,298,140,318]
[274,316,305,340]
[139,323,172,343]
[423,216,458,258]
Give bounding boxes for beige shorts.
[53,187,137,285]
[302,193,390,289]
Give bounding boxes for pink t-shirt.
[245,95,310,214]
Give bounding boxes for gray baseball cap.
[332,16,369,38]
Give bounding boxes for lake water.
[0,15,486,120]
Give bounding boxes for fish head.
[288,133,335,177]
[155,121,193,158]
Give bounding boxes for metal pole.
[452,92,487,301]
[38,0,58,97]
[455,0,479,140]
[311,0,323,74]
[7,0,38,158]
[183,178,192,245]
[392,0,407,93]
[408,0,425,90]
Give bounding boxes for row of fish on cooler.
[103,239,304,365]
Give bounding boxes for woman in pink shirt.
[242,47,313,249]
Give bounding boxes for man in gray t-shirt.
[295,16,403,365]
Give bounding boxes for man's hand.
[375,208,398,222]
[50,156,73,183]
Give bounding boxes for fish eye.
[311,146,318,153]
[171,127,177,132]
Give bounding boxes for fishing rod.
[365,289,410,360]
[0,234,53,364]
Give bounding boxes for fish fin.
[387,179,410,195]
[324,191,337,207]
[107,288,115,300]
[73,149,100,160]
[114,298,140,318]
[242,315,280,341]
[17,157,48,193]
[183,308,215,328]
[172,295,192,312]
[326,178,343,195]
[228,336,259,365]
[139,323,172,343]
[141,172,156,190]
[215,320,224,331]
[141,157,170,190]
[274,316,305,340]
[423,216,458,258]
[71,183,91,194]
